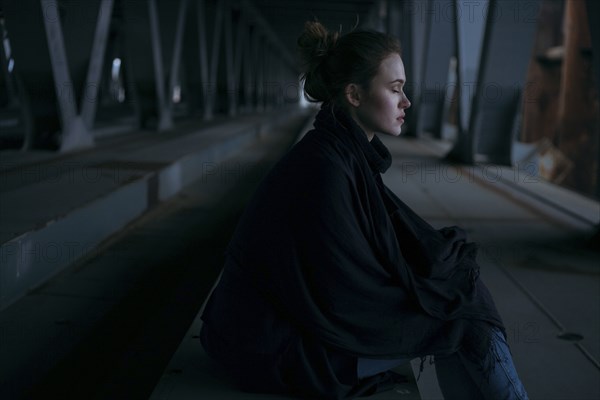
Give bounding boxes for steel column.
[445,0,490,163]
[255,33,265,112]
[587,0,600,199]
[2,0,104,151]
[416,0,455,139]
[196,0,210,119]
[0,20,18,108]
[81,0,115,131]
[232,7,247,114]
[121,0,169,129]
[243,25,258,112]
[408,0,429,137]
[147,0,171,130]
[223,0,236,115]
[472,0,540,165]
[208,0,224,118]
[165,0,190,120]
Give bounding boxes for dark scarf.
[314,103,393,175]
[222,101,506,367]
[305,103,504,355]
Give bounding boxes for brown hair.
[297,20,401,106]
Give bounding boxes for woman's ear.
[344,83,361,107]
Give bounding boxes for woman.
[200,21,529,399]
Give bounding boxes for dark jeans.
[357,322,529,400]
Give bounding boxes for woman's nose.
[401,95,411,109]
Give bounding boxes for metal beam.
[416,0,455,139]
[587,0,600,199]
[223,0,236,115]
[148,0,172,130]
[81,0,115,131]
[0,22,18,108]
[167,0,190,116]
[445,0,490,164]
[472,0,541,165]
[238,0,298,72]
[255,33,265,111]
[41,0,94,152]
[407,0,429,137]
[207,0,225,119]
[121,0,168,129]
[196,0,211,119]
[386,1,418,136]
[243,25,258,112]
[233,9,248,113]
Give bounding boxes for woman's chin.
[383,129,402,137]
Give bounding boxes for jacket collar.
[313,102,392,175]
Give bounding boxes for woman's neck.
[337,103,374,142]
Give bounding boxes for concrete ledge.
[150,275,422,400]
[0,108,309,311]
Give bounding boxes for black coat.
[200,103,506,398]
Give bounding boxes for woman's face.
[348,53,411,141]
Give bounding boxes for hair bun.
[297,20,339,71]
[297,20,400,104]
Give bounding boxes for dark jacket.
[200,103,505,399]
